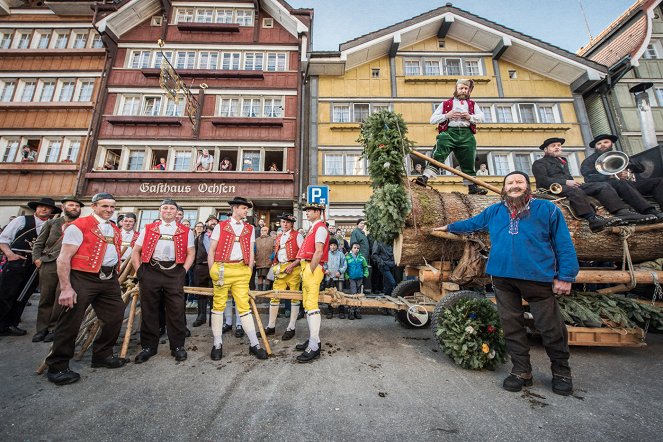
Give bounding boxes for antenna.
[578,0,594,42]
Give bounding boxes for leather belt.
[224,260,243,263]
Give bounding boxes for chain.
[643,271,663,338]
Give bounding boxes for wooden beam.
[437,16,454,38]
[492,36,512,60]
[575,270,663,284]
[608,223,663,234]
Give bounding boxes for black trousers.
[46,269,124,371]
[0,257,39,330]
[492,277,571,377]
[36,261,62,333]
[138,262,187,350]
[562,182,627,217]
[194,263,211,321]
[606,179,653,213]
[630,177,663,208]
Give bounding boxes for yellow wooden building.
[305,4,607,227]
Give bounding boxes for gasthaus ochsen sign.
[138,182,236,194]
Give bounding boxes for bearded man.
[416,78,487,195]
[434,171,578,396]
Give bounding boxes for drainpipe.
[629,82,658,150]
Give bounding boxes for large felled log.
[394,185,663,265]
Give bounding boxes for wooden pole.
[75,321,100,361]
[249,296,272,356]
[575,270,663,284]
[430,230,466,241]
[410,149,502,194]
[608,223,663,234]
[119,290,140,359]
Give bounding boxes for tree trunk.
[394,186,663,266]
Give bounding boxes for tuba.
[595,150,629,176]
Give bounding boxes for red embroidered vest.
[436,98,477,134]
[296,222,330,263]
[140,220,189,263]
[213,219,253,265]
[121,230,139,247]
[273,230,301,263]
[70,215,121,273]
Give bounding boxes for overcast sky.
[287,0,638,53]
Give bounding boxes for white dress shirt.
[62,213,118,266]
[121,229,135,261]
[135,221,195,261]
[430,98,484,127]
[0,215,47,247]
[211,219,255,261]
[277,229,304,263]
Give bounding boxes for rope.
[619,226,637,291]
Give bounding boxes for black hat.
[91,192,115,203]
[503,170,530,184]
[122,213,137,220]
[589,134,618,149]
[60,196,85,207]
[27,197,62,214]
[539,137,565,150]
[278,213,296,223]
[160,198,179,208]
[228,196,253,208]
[302,202,326,211]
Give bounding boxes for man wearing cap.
[131,199,195,364]
[581,134,663,221]
[192,215,218,327]
[0,197,59,336]
[294,203,330,363]
[208,197,267,361]
[119,213,139,261]
[532,138,651,232]
[46,193,126,385]
[435,171,578,396]
[31,196,83,343]
[265,213,304,340]
[415,79,487,195]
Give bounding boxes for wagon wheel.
[392,280,430,328]
[430,290,486,349]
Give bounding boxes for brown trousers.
[36,261,62,333]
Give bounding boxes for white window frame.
[175,8,194,23]
[176,51,196,69]
[332,104,351,123]
[353,103,370,123]
[198,51,219,70]
[142,96,163,116]
[263,97,283,118]
[37,79,56,102]
[322,151,368,176]
[423,59,441,76]
[91,33,103,48]
[0,79,16,102]
[72,32,88,49]
[215,9,234,24]
[55,79,76,102]
[243,52,264,70]
[126,148,147,171]
[239,148,261,171]
[195,8,214,23]
[53,31,69,49]
[165,98,185,117]
[443,58,462,76]
[153,50,173,68]
[1,138,21,162]
[217,97,240,117]
[0,30,12,49]
[495,104,516,123]
[33,30,51,49]
[266,52,287,72]
[404,59,421,76]
[76,80,95,102]
[463,58,482,76]
[63,138,81,162]
[120,95,141,116]
[171,148,194,171]
[518,103,537,124]
[487,152,514,176]
[241,98,261,117]
[221,52,241,70]
[14,31,31,49]
[235,9,254,26]
[130,50,152,69]
[18,79,37,102]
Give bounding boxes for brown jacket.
[255,235,274,269]
[32,217,67,263]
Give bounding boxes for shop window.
[264,150,283,171]
[218,150,237,171]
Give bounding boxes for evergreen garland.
[357,110,414,244]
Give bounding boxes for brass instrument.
[595,150,629,176]
[549,183,563,194]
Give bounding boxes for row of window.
[115,94,285,118]
[404,57,483,76]
[98,146,287,173]
[0,137,81,163]
[0,78,96,103]
[174,7,254,26]
[128,49,288,71]
[0,28,102,50]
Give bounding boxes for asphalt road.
[1,302,661,442]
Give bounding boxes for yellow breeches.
[209,262,252,314]
[271,262,302,304]
[300,261,324,312]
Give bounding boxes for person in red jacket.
[131,199,195,364]
[46,193,126,385]
[294,203,330,363]
[207,196,267,361]
[415,78,487,195]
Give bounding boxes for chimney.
[629,82,658,150]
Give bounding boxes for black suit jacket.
[531,155,573,189]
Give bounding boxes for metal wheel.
[392,280,430,328]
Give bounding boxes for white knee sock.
[287,302,300,331]
[224,300,233,326]
[235,304,241,326]
[306,309,321,351]
[211,311,224,348]
[268,301,279,328]
[239,312,260,347]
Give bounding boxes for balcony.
[106,116,183,126]
[141,68,264,80]
[210,117,283,127]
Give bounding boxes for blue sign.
[307,185,329,205]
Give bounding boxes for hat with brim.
[278,213,296,223]
[539,137,565,150]
[60,196,85,207]
[302,203,326,211]
[589,134,618,149]
[228,196,253,208]
[27,197,62,214]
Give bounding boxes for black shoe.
[348,308,355,320]
[249,344,268,360]
[134,347,157,364]
[613,209,656,225]
[264,327,276,336]
[185,328,191,337]
[338,309,346,319]
[644,209,663,221]
[296,346,321,363]
[235,326,244,338]
[587,214,614,233]
[0,325,28,336]
[283,309,291,318]
[468,184,488,195]
[502,373,533,392]
[326,308,333,319]
[91,355,127,369]
[171,347,187,361]
[47,368,80,386]
[414,175,428,187]
[282,329,296,341]
[192,317,206,327]
[159,327,166,337]
[354,308,362,319]
[210,345,223,361]
[297,309,305,320]
[551,374,573,396]
[222,324,232,333]
[43,331,54,343]
[32,329,48,342]
[295,339,309,351]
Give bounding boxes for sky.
[286,0,638,53]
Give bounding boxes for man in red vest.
[208,196,267,361]
[131,199,195,364]
[119,213,138,261]
[265,213,304,340]
[46,193,126,385]
[294,203,329,363]
[415,78,487,195]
